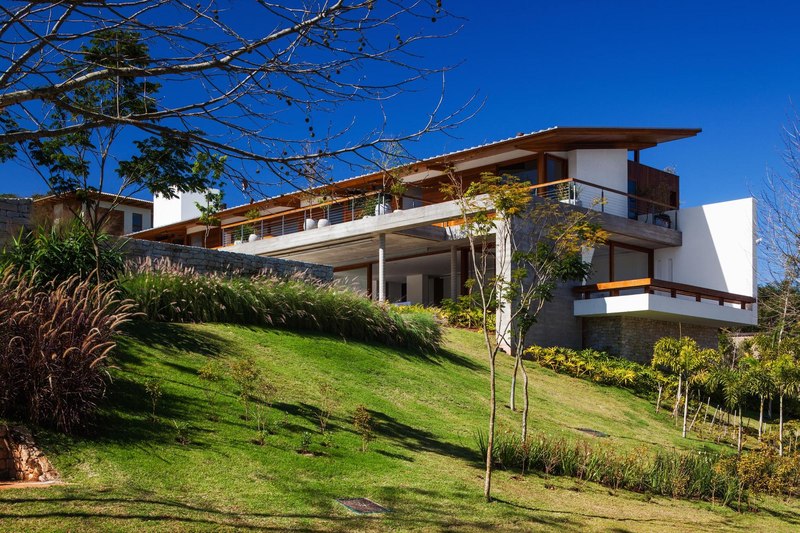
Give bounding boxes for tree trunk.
[737,407,743,455]
[682,382,689,438]
[769,396,773,420]
[673,374,683,418]
[484,354,496,502]
[779,394,784,457]
[521,358,530,442]
[688,397,704,432]
[510,355,519,411]
[758,395,764,441]
[655,384,663,413]
[92,239,102,286]
[702,397,711,426]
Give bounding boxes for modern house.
[132,127,757,361]
[34,191,154,236]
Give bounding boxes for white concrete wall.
[153,189,217,228]
[406,273,425,305]
[568,149,629,216]
[95,200,152,234]
[333,267,368,295]
[654,198,757,297]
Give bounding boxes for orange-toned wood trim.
[573,278,756,305]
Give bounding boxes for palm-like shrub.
[1,221,124,284]
[0,271,135,433]
[119,262,442,353]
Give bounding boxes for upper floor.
[134,127,698,248]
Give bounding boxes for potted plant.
[556,182,583,207]
[245,207,260,242]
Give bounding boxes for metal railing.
[573,278,756,310]
[221,190,431,246]
[221,176,680,247]
[529,178,679,230]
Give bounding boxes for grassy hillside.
[1,322,799,531]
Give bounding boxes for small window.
[131,212,143,232]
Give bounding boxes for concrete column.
[378,233,386,302]
[450,246,458,299]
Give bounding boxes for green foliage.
[118,263,442,353]
[439,294,495,331]
[144,378,163,418]
[172,419,191,445]
[476,430,746,508]
[1,221,124,284]
[0,271,135,433]
[525,345,668,396]
[352,405,375,452]
[229,356,261,421]
[299,431,313,453]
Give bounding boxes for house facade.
[34,192,153,236]
[132,127,757,361]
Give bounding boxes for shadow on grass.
[271,402,479,464]
[0,490,578,531]
[117,321,229,362]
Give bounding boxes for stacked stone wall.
[0,426,58,482]
[0,198,32,247]
[583,316,718,363]
[121,238,333,281]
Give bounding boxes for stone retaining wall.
[0,198,32,247]
[0,425,58,482]
[582,315,718,363]
[121,238,333,281]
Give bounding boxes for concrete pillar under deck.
[450,246,458,300]
[378,233,386,302]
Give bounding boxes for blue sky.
[2,0,799,210]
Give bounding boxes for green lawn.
[1,322,799,531]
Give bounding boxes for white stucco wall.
[153,189,217,228]
[95,200,152,234]
[567,149,629,217]
[654,198,757,297]
[334,267,368,295]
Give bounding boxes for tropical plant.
[771,352,800,456]
[1,221,124,284]
[652,336,718,438]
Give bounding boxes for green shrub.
[0,271,135,433]
[525,345,668,396]
[476,430,746,508]
[439,293,495,331]
[119,263,442,353]
[1,221,124,284]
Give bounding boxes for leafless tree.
[759,113,800,341]
[0,0,475,198]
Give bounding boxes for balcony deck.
[573,278,757,326]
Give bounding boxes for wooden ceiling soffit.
[515,140,658,151]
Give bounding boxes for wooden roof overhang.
[132,126,700,239]
[513,127,701,152]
